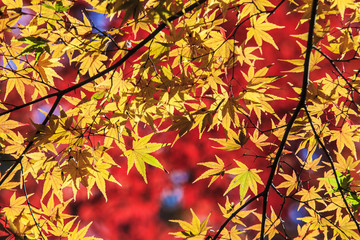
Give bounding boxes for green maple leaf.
[224,160,263,200]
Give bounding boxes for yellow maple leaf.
[0,114,26,139]
[250,128,272,151]
[170,209,211,239]
[333,151,360,173]
[41,195,73,226]
[246,14,284,51]
[302,155,324,172]
[2,0,22,9]
[87,160,121,201]
[277,171,298,195]
[68,221,101,240]
[73,52,108,77]
[238,0,275,20]
[33,53,63,86]
[193,155,225,187]
[41,167,64,201]
[220,226,243,240]
[2,193,30,221]
[329,122,356,155]
[218,196,254,227]
[330,0,356,19]
[124,133,167,183]
[296,186,326,210]
[294,223,319,240]
[334,215,360,240]
[204,29,236,60]
[298,207,330,232]
[246,207,280,239]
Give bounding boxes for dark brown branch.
[211,192,264,239]
[0,95,61,186]
[212,1,302,239]
[0,0,207,117]
[258,0,318,239]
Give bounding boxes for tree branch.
[259,0,318,238]
[212,192,264,239]
[211,1,316,238]
[0,0,207,117]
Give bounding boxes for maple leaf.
[68,221,101,240]
[281,50,325,73]
[48,218,76,237]
[330,0,356,19]
[73,52,108,77]
[0,114,26,139]
[87,160,121,201]
[210,128,245,151]
[1,193,29,221]
[296,186,326,211]
[220,226,243,240]
[193,155,225,187]
[299,155,324,172]
[333,151,360,173]
[322,171,353,195]
[235,45,263,66]
[18,36,50,60]
[41,195,73,226]
[329,122,357,155]
[61,157,91,191]
[277,171,298,195]
[2,0,22,9]
[298,207,331,232]
[204,29,236,60]
[224,160,264,200]
[246,207,280,239]
[32,53,64,86]
[294,223,319,240]
[124,133,167,183]
[40,167,64,201]
[238,0,275,20]
[246,14,284,51]
[334,215,360,240]
[250,128,272,151]
[218,196,255,227]
[170,209,211,239]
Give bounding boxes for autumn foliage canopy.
[1,0,360,239]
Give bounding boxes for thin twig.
[20,160,46,239]
[313,46,360,95]
[304,104,360,233]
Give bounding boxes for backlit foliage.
[0,0,360,239]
